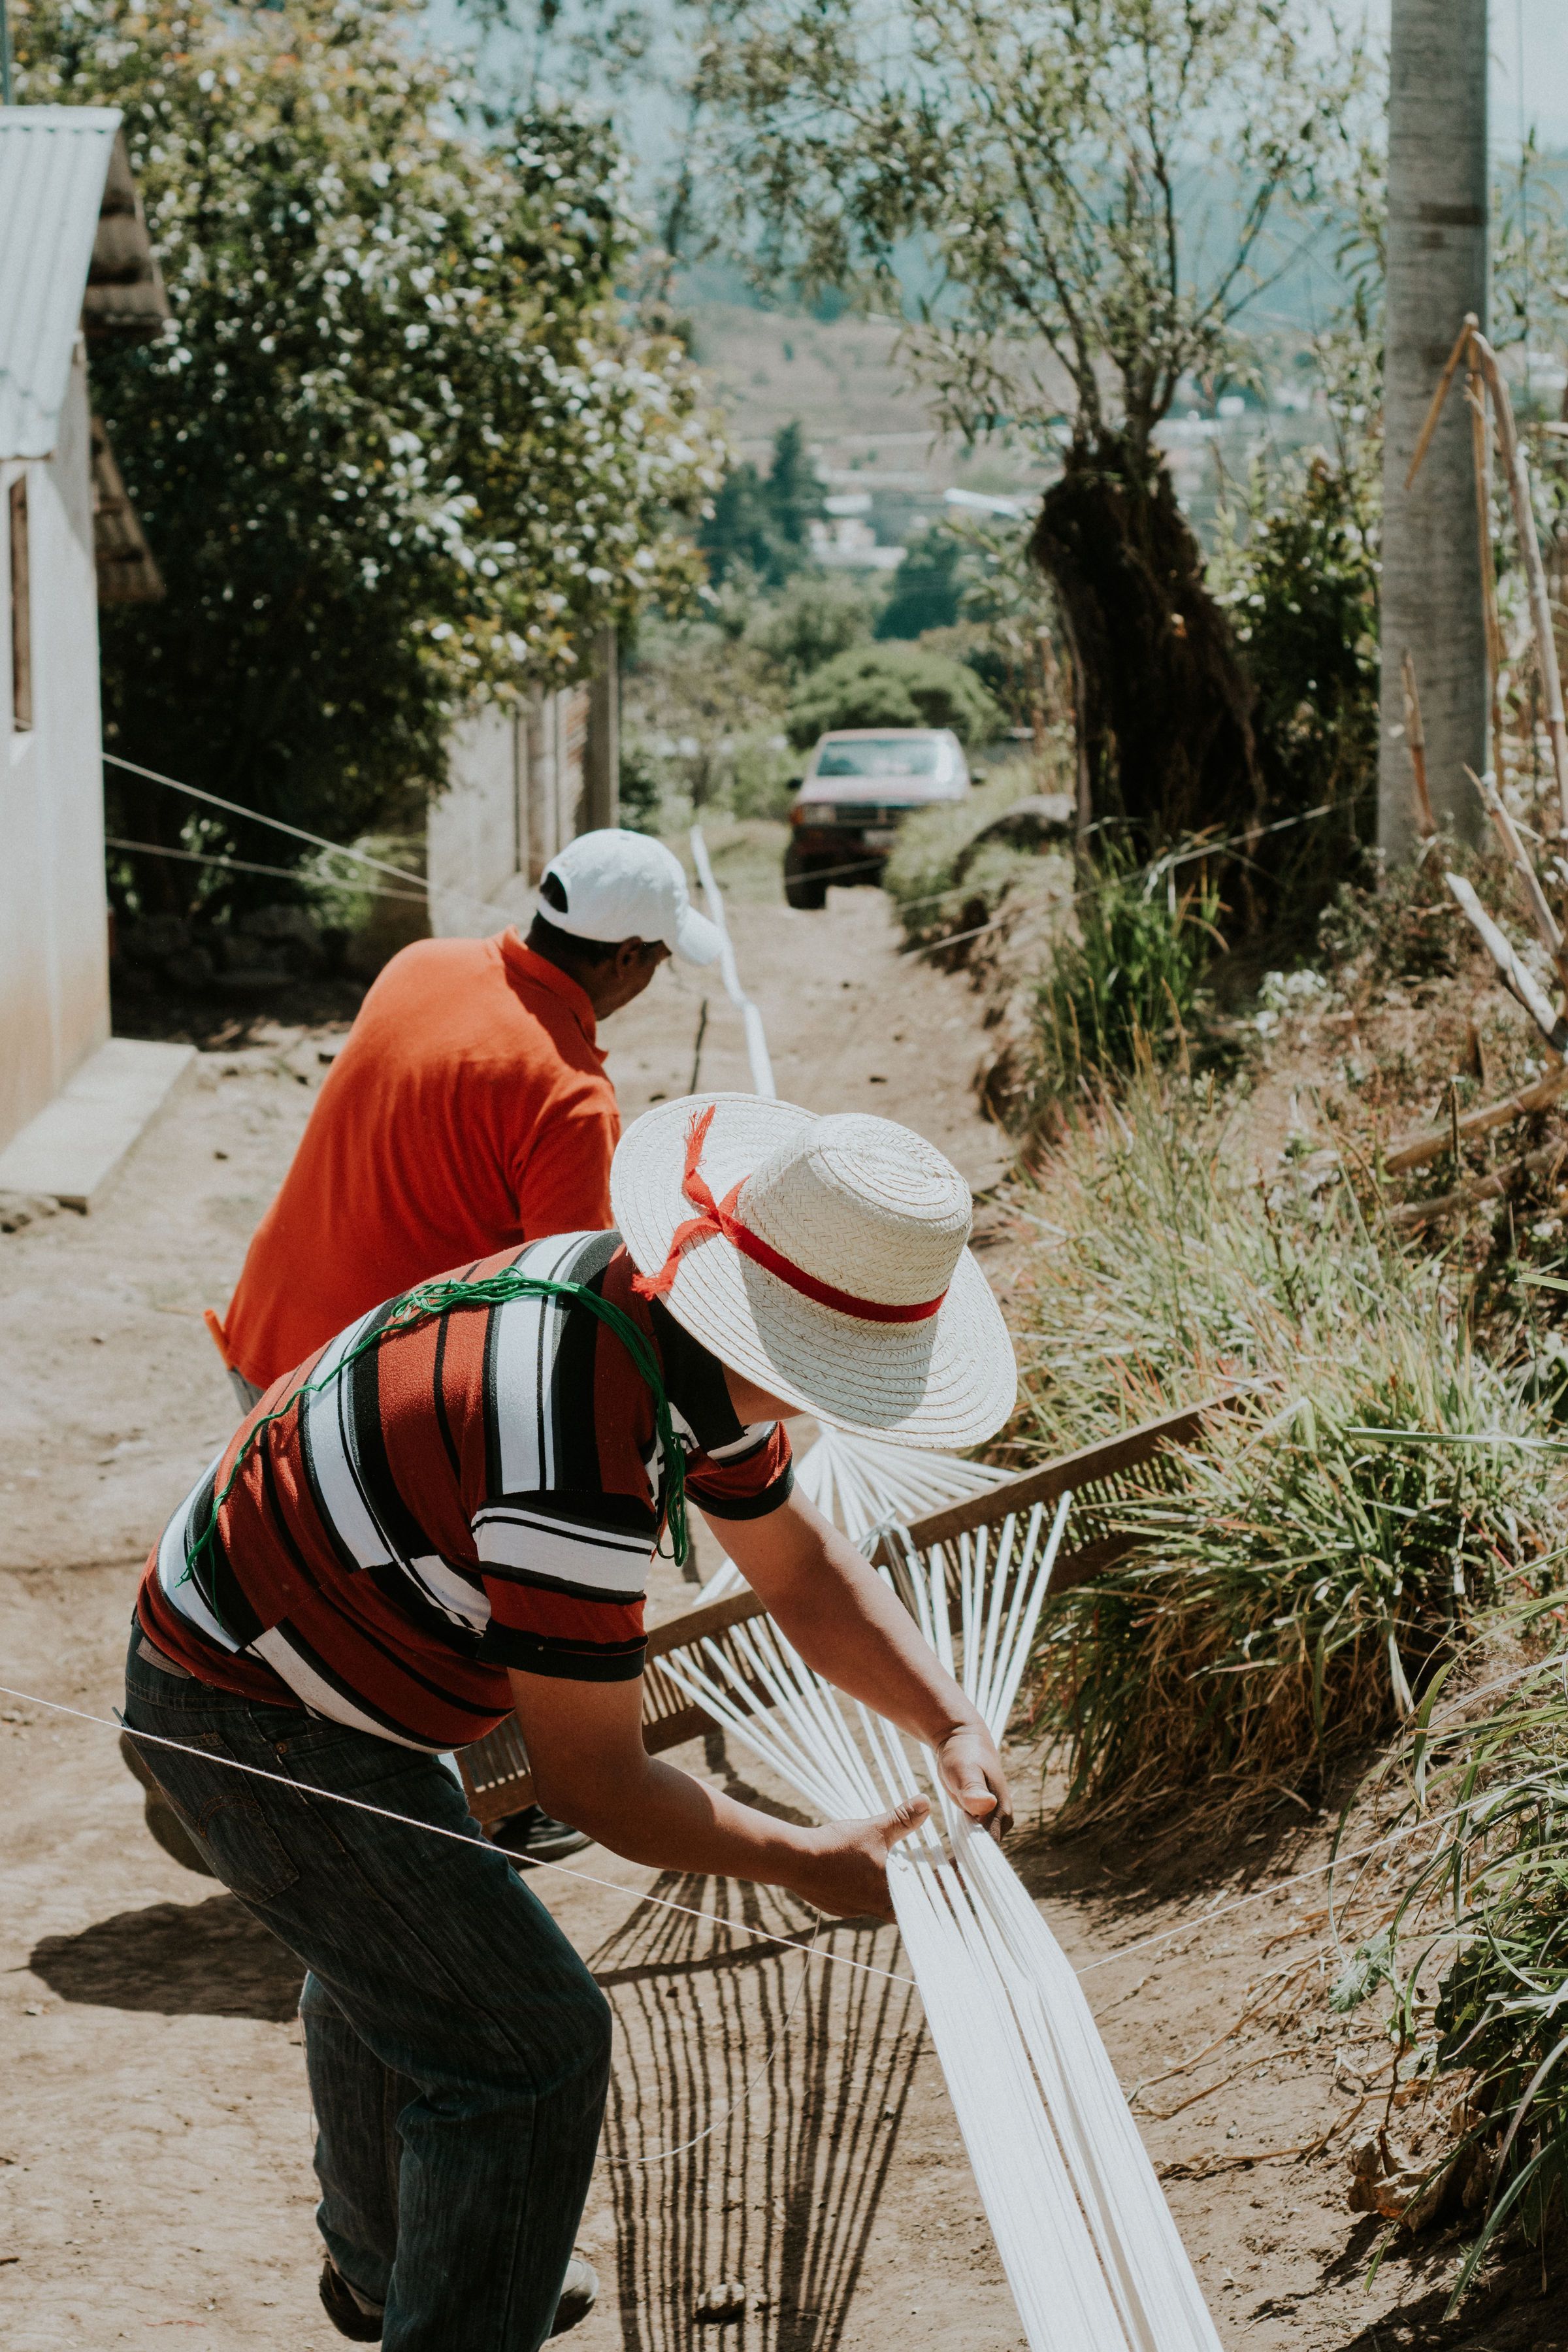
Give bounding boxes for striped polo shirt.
[135,1232,792,1750]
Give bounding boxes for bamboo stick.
[1464,329,1568,830]
[1466,376,1509,787]
[1382,1063,1568,1174]
[1388,1137,1568,1230]
[1467,765,1568,996]
[1400,652,1435,839]
[1405,316,1478,493]
[1445,872,1568,1053]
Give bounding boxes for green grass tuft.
[1007,1084,1566,1820]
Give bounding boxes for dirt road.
[1,887,1556,2351]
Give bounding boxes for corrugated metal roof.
[0,107,122,459]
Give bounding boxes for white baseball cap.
[538,830,722,966]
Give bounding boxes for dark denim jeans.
[122,1629,612,2350]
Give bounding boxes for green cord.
[183,1268,689,1590]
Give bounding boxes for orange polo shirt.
[218,932,619,1389]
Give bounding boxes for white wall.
[0,346,110,1156]
[427,686,590,941]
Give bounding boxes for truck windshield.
[817,739,941,778]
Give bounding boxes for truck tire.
[783,845,828,911]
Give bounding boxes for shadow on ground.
[1324,2264,1565,2351]
[593,1871,922,2352]
[31,1894,304,2021]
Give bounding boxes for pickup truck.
[783,727,972,910]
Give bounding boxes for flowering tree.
[16,0,723,907]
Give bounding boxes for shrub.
[747,572,884,685]
[1332,1641,1568,2298]
[1020,843,1222,1122]
[881,764,1045,947]
[786,644,1000,747]
[1009,1086,1565,1819]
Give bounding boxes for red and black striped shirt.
[137,1232,792,1750]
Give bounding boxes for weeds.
[1020,844,1223,1128]
[882,763,1050,950]
[1331,1639,1568,2298]
[1009,1084,1565,1818]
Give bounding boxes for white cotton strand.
[662,1489,1223,2352]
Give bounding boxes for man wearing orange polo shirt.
[214,830,720,1403]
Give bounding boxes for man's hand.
[934,1723,1012,1837]
[786,1797,930,1921]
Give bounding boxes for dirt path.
[0,890,1557,2351]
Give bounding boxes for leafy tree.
[16,0,721,911]
[699,419,826,585]
[875,529,962,640]
[787,644,999,746]
[694,0,1367,851]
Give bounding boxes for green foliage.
[882,764,1062,948]
[621,613,787,813]
[786,643,1000,747]
[948,512,1068,737]
[875,529,962,640]
[1008,1087,1565,1818]
[1347,1648,1568,2298]
[1023,845,1221,1119]
[699,421,826,585]
[695,0,1369,463]
[1213,449,1380,840]
[747,572,884,685]
[16,0,720,908]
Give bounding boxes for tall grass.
[1021,845,1222,1126]
[1332,1642,1568,2298]
[1010,1085,1565,1816]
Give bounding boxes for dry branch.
[1468,766,1568,996]
[1382,1064,1568,1174]
[1387,1137,1568,1230]
[1445,873,1568,1053]
[1400,653,1435,838]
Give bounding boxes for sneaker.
[492,1805,592,1865]
[319,2258,382,2342]
[550,2256,598,2338]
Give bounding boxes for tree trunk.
[1032,434,1262,851]
[1379,0,1488,861]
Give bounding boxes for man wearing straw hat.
[124,1094,1016,2351]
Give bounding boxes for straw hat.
[611,1093,1016,1448]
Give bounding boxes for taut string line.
[8,1673,1550,1985]
[0,1682,911,1989]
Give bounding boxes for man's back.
[220,930,619,1388]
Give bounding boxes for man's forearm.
[536,1748,817,1885]
[715,1494,985,1750]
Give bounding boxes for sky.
[1358,0,1568,154]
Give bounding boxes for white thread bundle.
[795,1422,1011,1542]
[663,1498,1222,2352]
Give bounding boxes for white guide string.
[660,1494,1227,2352]
[689,826,776,1097]
[0,1681,911,1989]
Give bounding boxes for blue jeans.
[122,1629,611,2350]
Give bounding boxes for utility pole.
[585,625,620,830]
[1378,0,1489,860]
